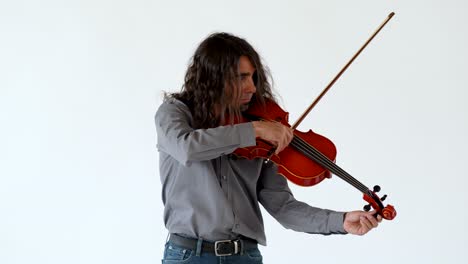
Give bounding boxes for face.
[237,56,257,109]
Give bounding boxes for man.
[155,32,381,263]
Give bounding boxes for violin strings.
[295,137,369,194]
[294,136,368,193]
[290,135,370,194]
[289,136,351,185]
[291,137,386,210]
[291,137,367,193]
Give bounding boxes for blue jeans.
[162,241,263,264]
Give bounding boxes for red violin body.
[234,99,337,187]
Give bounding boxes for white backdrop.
[1,0,467,263]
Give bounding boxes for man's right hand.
[252,121,294,154]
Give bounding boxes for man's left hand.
[343,210,382,235]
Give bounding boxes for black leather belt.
[169,233,258,256]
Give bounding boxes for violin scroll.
[363,185,396,220]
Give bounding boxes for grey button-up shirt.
[155,98,346,246]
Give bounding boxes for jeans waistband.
[169,233,257,256]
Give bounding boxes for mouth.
[240,98,251,104]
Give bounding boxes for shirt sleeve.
[258,161,347,235]
[155,99,257,166]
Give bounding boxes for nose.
[244,78,256,94]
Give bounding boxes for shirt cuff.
[236,122,257,147]
[328,211,348,234]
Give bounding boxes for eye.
[238,74,249,82]
[252,71,258,86]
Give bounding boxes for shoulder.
[157,97,190,114]
[155,97,193,124]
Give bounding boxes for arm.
[257,161,382,235]
[155,99,256,166]
[257,161,347,235]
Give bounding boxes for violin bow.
[292,12,395,129]
[290,12,397,220]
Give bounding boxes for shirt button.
[235,224,240,228]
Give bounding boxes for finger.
[286,128,294,144]
[377,214,383,223]
[275,146,281,154]
[275,141,284,154]
[365,214,379,228]
[367,211,381,226]
[360,216,374,230]
[286,134,293,146]
[282,134,290,150]
[277,130,290,154]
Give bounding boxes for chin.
[240,104,249,112]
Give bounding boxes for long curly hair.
[169,32,275,129]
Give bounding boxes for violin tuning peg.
[373,185,381,193]
[363,204,371,212]
[381,194,387,201]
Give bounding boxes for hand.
[343,210,382,236]
[252,121,294,154]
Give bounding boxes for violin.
[233,99,396,220]
[233,12,397,220]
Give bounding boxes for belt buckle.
[214,239,239,256]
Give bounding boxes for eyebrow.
[239,72,251,77]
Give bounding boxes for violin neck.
[291,135,371,195]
